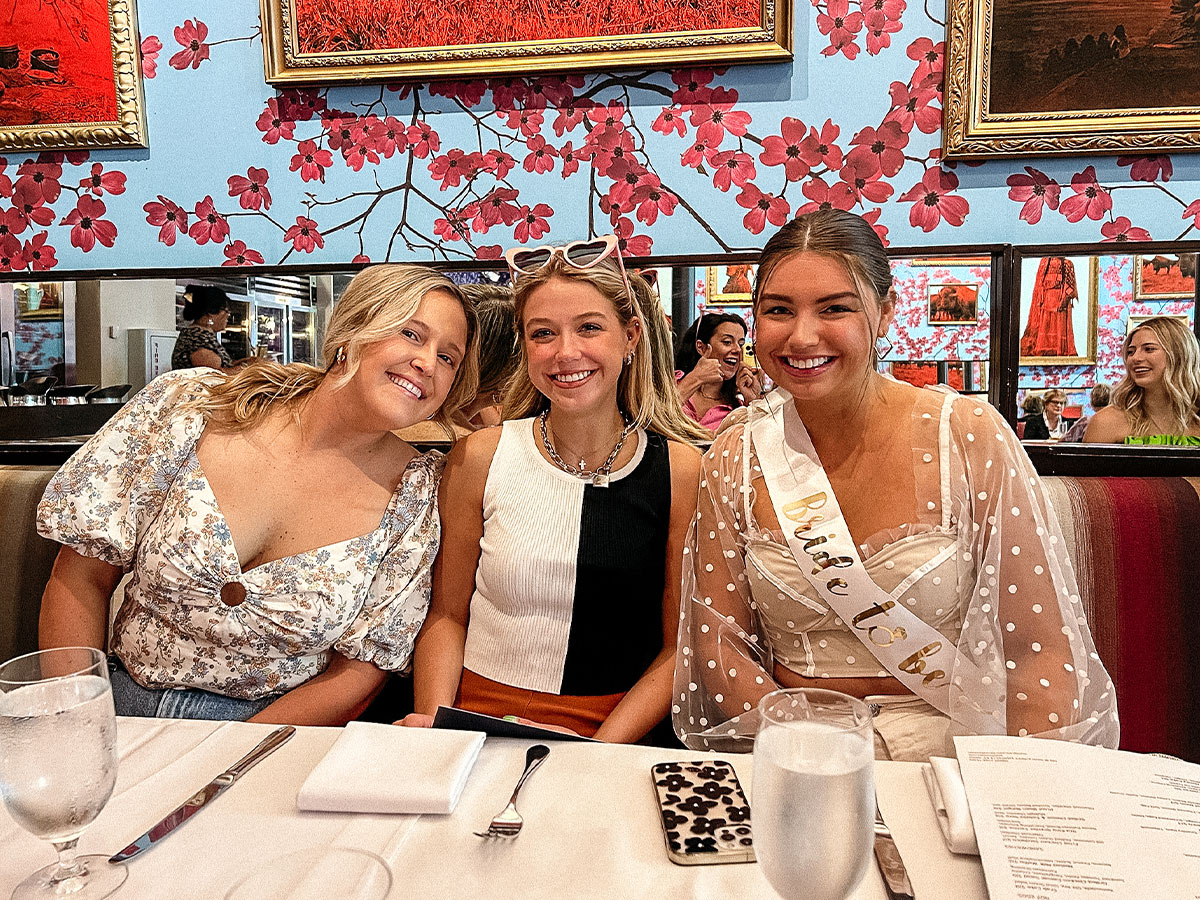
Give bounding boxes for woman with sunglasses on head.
[404,236,702,742]
[38,266,479,725]
[1083,316,1200,445]
[674,210,1118,760]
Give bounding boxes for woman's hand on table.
[396,713,434,727]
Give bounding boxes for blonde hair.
[1112,316,1200,436]
[197,265,479,437]
[753,209,894,367]
[504,255,705,445]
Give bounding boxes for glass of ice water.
[0,647,127,899]
[753,688,875,900]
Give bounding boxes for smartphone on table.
[651,760,755,865]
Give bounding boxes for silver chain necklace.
[538,410,636,487]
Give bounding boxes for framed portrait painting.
[0,0,147,150]
[705,264,755,306]
[944,0,1200,157]
[1128,312,1192,333]
[1018,255,1099,365]
[927,282,980,325]
[260,0,793,83]
[1133,253,1197,300]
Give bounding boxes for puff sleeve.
[674,418,780,751]
[334,452,445,672]
[36,369,216,569]
[948,398,1119,746]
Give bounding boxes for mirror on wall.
[1014,250,1199,446]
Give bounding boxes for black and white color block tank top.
[463,417,672,696]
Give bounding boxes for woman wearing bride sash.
[673,210,1119,760]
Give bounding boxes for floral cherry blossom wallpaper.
[3,1,1200,275]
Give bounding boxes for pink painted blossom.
[482,149,517,178]
[736,184,789,234]
[799,119,843,170]
[840,155,893,204]
[1183,198,1200,228]
[289,140,333,183]
[406,122,440,158]
[523,135,558,174]
[670,68,717,105]
[559,142,582,178]
[759,117,812,182]
[12,181,55,230]
[143,195,188,246]
[79,163,126,197]
[0,208,23,256]
[278,88,326,122]
[906,37,944,84]
[847,120,909,178]
[227,167,271,211]
[428,79,488,106]
[513,203,553,243]
[0,158,11,198]
[794,177,856,216]
[434,212,469,242]
[284,217,324,253]
[614,216,653,256]
[863,8,902,54]
[476,245,504,260]
[1100,217,1152,242]
[22,232,56,270]
[222,240,265,266]
[885,80,940,134]
[654,107,688,138]
[1005,166,1060,224]
[1059,166,1112,222]
[61,195,117,252]
[817,0,864,59]
[898,167,969,231]
[256,98,295,144]
[630,174,678,226]
[429,149,475,189]
[860,207,889,245]
[374,117,408,158]
[16,154,62,204]
[140,35,162,78]
[189,196,229,245]
[169,19,210,70]
[690,87,751,147]
[710,150,756,192]
[1116,155,1172,183]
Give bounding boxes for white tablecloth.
[0,718,989,899]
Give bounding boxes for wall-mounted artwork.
[1018,255,1099,364]
[260,0,792,83]
[0,0,147,150]
[928,282,980,325]
[944,0,1200,157]
[910,256,992,267]
[1133,253,1197,300]
[1128,312,1192,333]
[705,264,755,306]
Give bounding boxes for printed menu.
[954,736,1200,900]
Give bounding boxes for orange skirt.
[457,668,624,738]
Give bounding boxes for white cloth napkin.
[297,722,485,815]
[921,756,980,855]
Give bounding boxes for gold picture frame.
[0,0,147,151]
[705,264,755,306]
[1133,254,1197,301]
[943,0,1200,158]
[1018,256,1099,365]
[260,0,793,84]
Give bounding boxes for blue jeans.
[108,660,275,721]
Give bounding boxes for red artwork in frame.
[0,0,147,150]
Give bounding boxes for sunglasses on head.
[504,234,633,300]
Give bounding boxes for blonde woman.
[405,238,702,742]
[1084,316,1200,445]
[37,266,479,725]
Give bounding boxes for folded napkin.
[297,722,485,815]
[921,756,980,856]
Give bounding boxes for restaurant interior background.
[2,1,1200,476]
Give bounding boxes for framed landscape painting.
[0,0,147,150]
[927,283,980,325]
[1133,253,1197,300]
[944,0,1200,157]
[260,0,793,83]
[1018,255,1099,365]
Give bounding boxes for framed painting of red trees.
[944,0,1200,157]
[0,0,147,150]
[260,0,792,83]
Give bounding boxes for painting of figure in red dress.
[293,0,762,52]
[0,0,118,129]
[1019,255,1097,363]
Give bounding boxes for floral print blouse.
[37,368,444,700]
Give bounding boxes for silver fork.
[474,744,550,838]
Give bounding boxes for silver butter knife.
[109,725,295,863]
[874,803,915,900]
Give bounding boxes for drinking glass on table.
[0,647,127,900]
[753,688,875,900]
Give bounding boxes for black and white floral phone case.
[651,760,755,865]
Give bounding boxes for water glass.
[0,647,127,899]
[753,688,875,900]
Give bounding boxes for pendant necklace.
[539,410,636,487]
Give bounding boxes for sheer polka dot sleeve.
[673,422,778,751]
[950,399,1119,747]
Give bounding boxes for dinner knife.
[109,725,296,863]
[874,806,915,900]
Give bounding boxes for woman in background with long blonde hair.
[38,265,478,724]
[1084,315,1200,445]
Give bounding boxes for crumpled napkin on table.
[921,755,980,855]
[297,721,485,815]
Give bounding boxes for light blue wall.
[5,2,1200,274]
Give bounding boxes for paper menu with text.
[955,736,1200,900]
